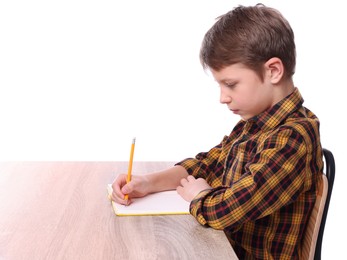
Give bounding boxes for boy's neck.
[273,78,295,105]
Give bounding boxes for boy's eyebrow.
[215,77,237,84]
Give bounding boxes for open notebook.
[107,184,190,216]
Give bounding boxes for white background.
[0,0,345,258]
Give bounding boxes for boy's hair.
[200,4,296,81]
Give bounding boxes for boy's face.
[211,63,276,120]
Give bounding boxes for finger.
[125,198,132,206]
[180,178,188,186]
[187,175,196,182]
[111,191,129,205]
[176,185,183,195]
[112,175,128,198]
[121,182,133,196]
[110,174,137,205]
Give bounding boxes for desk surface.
[0,162,238,260]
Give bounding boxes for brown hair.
[200,4,296,80]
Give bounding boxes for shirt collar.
[249,88,304,131]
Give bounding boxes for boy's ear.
[264,57,284,84]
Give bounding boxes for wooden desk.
[0,162,238,259]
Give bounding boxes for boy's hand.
[177,176,212,202]
[111,174,150,205]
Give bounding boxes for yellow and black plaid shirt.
[176,88,323,259]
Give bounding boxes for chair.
[314,148,335,259]
[301,148,335,260]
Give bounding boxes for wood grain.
[0,162,238,259]
[301,174,328,260]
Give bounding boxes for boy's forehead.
[211,63,249,81]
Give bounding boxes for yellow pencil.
[124,137,136,201]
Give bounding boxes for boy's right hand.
[110,174,150,205]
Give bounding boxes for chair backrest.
[301,148,335,260]
[314,148,335,260]
[301,174,328,259]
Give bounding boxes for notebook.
[107,184,190,216]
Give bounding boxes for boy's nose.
[220,89,231,104]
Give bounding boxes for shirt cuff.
[189,189,212,226]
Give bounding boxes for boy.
[111,4,323,259]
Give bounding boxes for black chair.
[314,148,335,260]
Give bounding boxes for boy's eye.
[225,82,236,88]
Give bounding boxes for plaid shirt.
[176,88,323,259]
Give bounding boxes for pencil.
[124,137,136,202]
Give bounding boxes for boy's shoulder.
[284,106,320,126]
[276,106,321,147]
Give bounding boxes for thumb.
[121,183,132,194]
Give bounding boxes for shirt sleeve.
[175,134,231,187]
[189,127,311,231]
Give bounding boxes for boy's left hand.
[176,176,212,202]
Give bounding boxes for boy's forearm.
[146,165,189,193]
